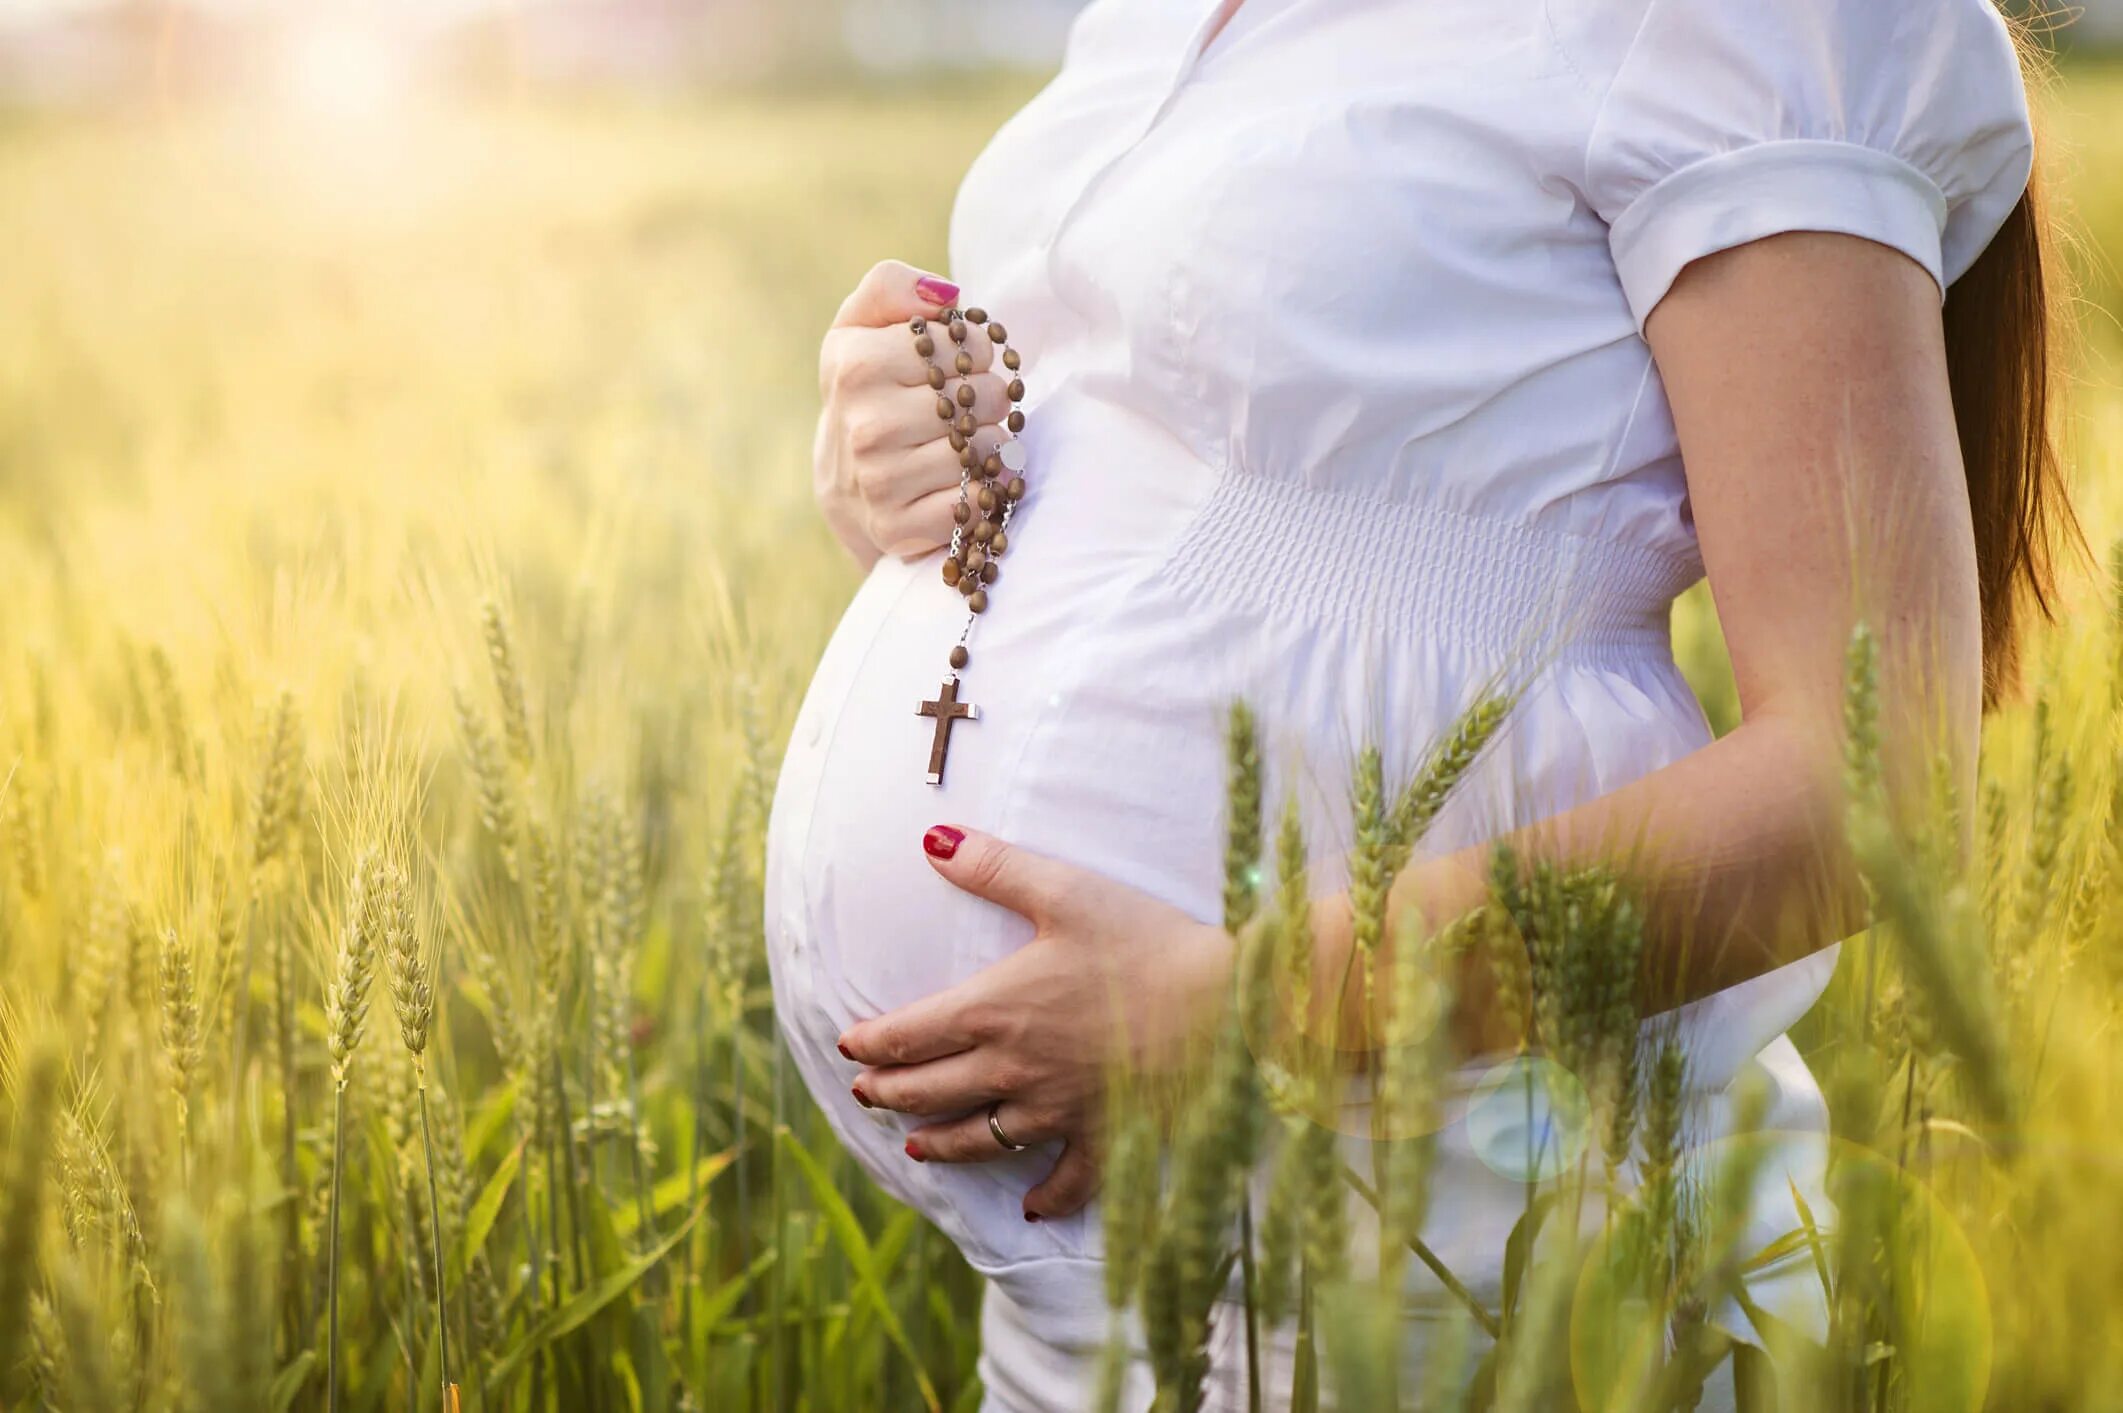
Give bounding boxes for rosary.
[910,304,1028,786]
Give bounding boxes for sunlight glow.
[274,20,415,125]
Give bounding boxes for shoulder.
[1546,0,2034,324]
[1545,0,2024,106]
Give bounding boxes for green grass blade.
[269,1351,317,1412]
[483,1203,703,1391]
[458,1137,527,1273]
[775,1127,942,1413]
[613,1147,737,1240]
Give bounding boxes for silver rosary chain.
[934,304,1023,682]
[943,309,977,679]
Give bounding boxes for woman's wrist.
[1288,849,1508,1063]
[1177,918,1241,1054]
[1392,849,1519,1059]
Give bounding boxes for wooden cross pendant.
[916,677,980,786]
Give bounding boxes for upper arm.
[1644,231,1982,769]
[1563,0,2032,782]
[1573,0,2033,328]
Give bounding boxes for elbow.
[1805,621,1982,946]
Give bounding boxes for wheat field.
[0,63,2120,1413]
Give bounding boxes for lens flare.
[1465,1054,1592,1183]
[276,21,413,125]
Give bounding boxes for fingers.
[870,421,1011,556]
[838,978,985,1067]
[902,318,1002,379]
[903,1101,1064,1165]
[851,1050,1009,1117]
[1025,1142,1102,1221]
[921,826,1082,926]
[836,377,1012,459]
[822,323,995,397]
[832,259,960,330]
[895,373,1013,445]
[932,369,1012,425]
[877,485,964,560]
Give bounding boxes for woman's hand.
[814,261,1018,570]
[836,825,1235,1222]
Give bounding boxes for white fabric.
[979,1282,1747,1413]
[765,0,2032,1406]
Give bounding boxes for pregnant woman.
[768,0,2071,1406]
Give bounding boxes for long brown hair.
[1942,24,2085,709]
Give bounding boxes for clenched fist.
[814,261,1018,569]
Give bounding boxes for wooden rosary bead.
[914,302,1032,784]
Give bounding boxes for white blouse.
[765,0,2033,1405]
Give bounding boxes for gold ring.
[988,1103,1027,1153]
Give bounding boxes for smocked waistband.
[1164,473,1702,661]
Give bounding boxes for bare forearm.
[1413,711,1867,1010]
[1298,710,1878,1058]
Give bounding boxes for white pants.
[977,1280,1741,1412]
[965,1033,1834,1413]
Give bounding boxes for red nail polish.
[852,1086,874,1109]
[1024,1211,1042,1223]
[924,825,965,860]
[838,1041,855,1061]
[915,274,960,305]
[904,1140,925,1162]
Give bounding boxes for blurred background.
[0,0,2116,107]
[0,0,1084,107]
[1,7,2121,1410]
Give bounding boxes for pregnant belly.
[768,391,1240,1046]
[767,537,1231,1044]
[763,530,1238,1282]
